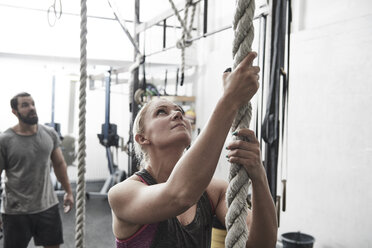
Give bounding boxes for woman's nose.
[172,111,183,120]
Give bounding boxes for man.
[0,92,74,248]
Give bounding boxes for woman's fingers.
[228,154,256,166]
[222,68,231,87]
[227,128,265,181]
[226,129,260,163]
[227,149,259,162]
[231,129,259,145]
[237,52,257,69]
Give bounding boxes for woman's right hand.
[222,52,260,110]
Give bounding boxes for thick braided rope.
[225,0,255,247]
[75,0,87,247]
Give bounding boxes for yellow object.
[185,109,196,124]
[211,228,227,248]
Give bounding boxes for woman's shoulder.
[108,174,145,202]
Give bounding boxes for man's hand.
[63,192,74,213]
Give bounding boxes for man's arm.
[51,147,74,213]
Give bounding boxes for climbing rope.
[168,0,196,86]
[75,0,87,247]
[225,0,255,247]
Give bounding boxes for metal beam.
[128,0,142,177]
[145,6,270,57]
[135,0,202,35]
[0,3,132,23]
[0,3,183,30]
[107,0,142,55]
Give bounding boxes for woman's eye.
[156,109,167,115]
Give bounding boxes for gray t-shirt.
[0,124,60,214]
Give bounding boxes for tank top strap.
[135,169,158,186]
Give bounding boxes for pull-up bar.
[145,6,269,57]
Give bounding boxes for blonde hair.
[132,99,154,168]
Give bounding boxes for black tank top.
[135,169,214,248]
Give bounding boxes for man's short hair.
[10,92,31,110]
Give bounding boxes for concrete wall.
[194,0,372,247]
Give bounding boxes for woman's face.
[142,99,192,150]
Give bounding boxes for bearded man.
[0,92,74,248]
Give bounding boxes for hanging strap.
[261,0,288,201]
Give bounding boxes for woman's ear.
[135,133,150,145]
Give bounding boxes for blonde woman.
[108,52,277,248]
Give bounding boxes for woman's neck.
[145,147,185,183]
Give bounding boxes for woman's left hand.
[226,128,265,182]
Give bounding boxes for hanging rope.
[75,0,87,247]
[225,0,255,247]
[168,0,196,86]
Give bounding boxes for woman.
[108,52,277,248]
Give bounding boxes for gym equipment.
[45,75,63,140]
[94,70,126,196]
[281,232,315,248]
[261,0,291,227]
[167,0,196,86]
[45,75,71,191]
[47,0,62,27]
[61,135,77,166]
[162,69,168,96]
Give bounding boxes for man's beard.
[17,111,38,125]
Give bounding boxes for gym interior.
[0,0,371,247]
